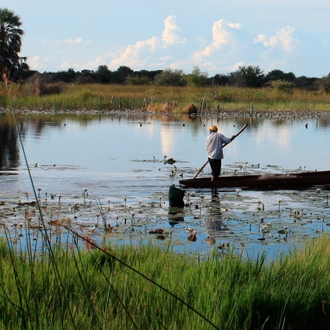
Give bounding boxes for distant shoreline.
[2,83,330,116]
[2,107,330,121]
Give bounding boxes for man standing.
[205,125,235,181]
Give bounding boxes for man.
[205,125,235,181]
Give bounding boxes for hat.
[209,125,218,132]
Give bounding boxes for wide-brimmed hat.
[208,125,218,132]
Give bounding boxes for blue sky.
[4,0,330,77]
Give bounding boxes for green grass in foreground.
[0,233,330,330]
[2,83,330,112]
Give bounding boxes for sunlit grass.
[2,83,330,112]
[1,232,330,329]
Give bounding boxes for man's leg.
[209,159,222,180]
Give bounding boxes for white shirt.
[205,132,232,159]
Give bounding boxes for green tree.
[183,66,208,87]
[264,69,295,84]
[113,66,133,84]
[95,65,112,84]
[0,8,24,81]
[154,68,186,86]
[54,68,76,83]
[233,65,264,87]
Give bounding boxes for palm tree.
[0,8,24,81]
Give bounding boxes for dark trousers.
[208,158,222,179]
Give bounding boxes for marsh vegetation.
[1,234,330,329]
[2,83,330,114]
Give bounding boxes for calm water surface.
[1,112,330,260]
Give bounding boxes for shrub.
[26,73,62,96]
[269,80,295,94]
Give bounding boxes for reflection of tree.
[0,119,19,170]
[316,119,330,128]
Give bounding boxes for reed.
[0,231,330,329]
[2,83,330,113]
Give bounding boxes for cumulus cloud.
[108,15,186,69]
[253,27,298,53]
[109,37,159,68]
[67,15,318,77]
[162,15,186,46]
[96,16,254,75]
[193,19,244,60]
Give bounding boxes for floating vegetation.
[1,167,330,262]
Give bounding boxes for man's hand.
[231,135,236,141]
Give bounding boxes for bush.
[26,73,63,96]
[269,80,295,94]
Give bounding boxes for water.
[1,111,330,261]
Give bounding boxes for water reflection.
[168,184,185,226]
[205,191,229,238]
[0,115,19,170]
[1,111,330,260]
[1,111,330,174]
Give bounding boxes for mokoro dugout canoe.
[179,170,330,190]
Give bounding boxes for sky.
[3,0,330,78]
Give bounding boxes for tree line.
[2,7,330,93]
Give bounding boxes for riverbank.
[2,83,330,114]
[2,106,330,123]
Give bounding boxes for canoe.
[179,170,330,190]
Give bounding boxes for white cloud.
[77,16,254,74]
[84,55,108,70]
[212,20,230,46]
[231,61,245,71]
[277,27,297,52]
[59,61,71,70]
[28,56,48,70]
[253,27,297,53]
[49,15,325,77]
[193,19,244,59]
[107,15,186,70]
[228,22,242,30]
[45,38,92,45]
[162,15,186,46]
[109,37,159,69]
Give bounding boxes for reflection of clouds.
[160,126,174,157]
[255,123,290,150]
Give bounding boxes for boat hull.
[179,170,330,190]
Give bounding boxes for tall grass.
[2,83,330,113]
[1,227,330,329]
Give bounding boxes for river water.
[1,110,330,260]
